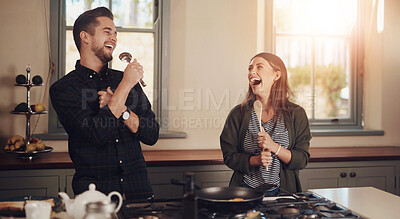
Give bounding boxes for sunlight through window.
[274,0,358,123]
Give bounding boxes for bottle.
[183,172,198,219]
[83,201,117,219]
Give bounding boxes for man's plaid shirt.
[50,61,159,200]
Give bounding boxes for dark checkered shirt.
[50,61,159,200]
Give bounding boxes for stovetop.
[120,192,363,219]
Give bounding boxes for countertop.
[310,187,400,219]
[1,146,400,170]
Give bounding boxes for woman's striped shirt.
[243,109,289,188]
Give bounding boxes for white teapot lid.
[75,183,108,203]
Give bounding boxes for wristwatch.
[121,108,130,121]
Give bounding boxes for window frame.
[47,0,172,137]
[272,0,364,131]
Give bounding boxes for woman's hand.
[260,150,272,167]
[98,87,114,108]
[249,152,273,167]
[257,131,279,153]
[257,131,292,165]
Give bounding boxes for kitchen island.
[310,187,400,219]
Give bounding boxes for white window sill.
[311,129,384,136]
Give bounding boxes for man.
[50,7,159,200]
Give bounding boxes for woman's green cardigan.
[220,102,312,193]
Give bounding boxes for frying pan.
[171,179,266,213]
[196,186,264,213]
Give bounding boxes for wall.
[380,0,400,145]
[160,0,258,150]
[0,0,50,146]
[0,0,399,152]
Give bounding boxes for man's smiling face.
[89,16,117,64]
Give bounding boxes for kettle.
[58,183,123,219]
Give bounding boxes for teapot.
[59,183,123,219]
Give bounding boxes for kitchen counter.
[1,146,400,170]
[2,188,398,219]
[310,187,400,219]
[307,146,400,162]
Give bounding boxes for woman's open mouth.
[250,78,262,85]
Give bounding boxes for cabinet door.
[347,166,395,194]
[300,163,397,195]
[0,170,60,199]
[300,168,348,191]
[65,169,75,198]
[194,170,233,188]
[147,167,184,199]
[147,165,233,199]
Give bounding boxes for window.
[65,0,156,101]
[48,0,170,135]
[273,0,362,129]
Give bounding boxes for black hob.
[119,192,362,219]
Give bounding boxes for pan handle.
[254,183,303,200]
[170,178,201,190]
[170,178,186,186]
[278,187,303,200]
[253,183,276,193]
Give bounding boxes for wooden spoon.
[253,100,263,132]
[254,100,269,171]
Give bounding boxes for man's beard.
[92,43,113,63]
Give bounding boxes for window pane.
[314,38,350,119]
[276,37,313,117]
[112,0,154,28]
[276,37,351,120]
[111,32,154,103]
[65,0,155,104]
[275,0,357,122]
[275,0,357,35]
[65,30,80,74]
[66,0,110,26]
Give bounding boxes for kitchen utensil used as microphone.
[254,100,269,171]
[119,52,146,87]
[254,100,263,133]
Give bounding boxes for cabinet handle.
[340,172,347,178]
[349,172,356,178]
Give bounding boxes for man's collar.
[75,60,109,79]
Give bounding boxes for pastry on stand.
[4,65,52,159]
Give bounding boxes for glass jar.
[83,201,117,219]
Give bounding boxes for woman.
[220,52,311,193]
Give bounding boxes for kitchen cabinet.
[299,160,399,195]
[1,162,397,199]
[0,169,67,199]
[193,169,233,188]
[65,169,75,197]
[148,165,233,199]
[0,166,233,200]
[147,166,184,199]
[1,147,400,199]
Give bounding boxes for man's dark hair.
[73,7,114,52]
